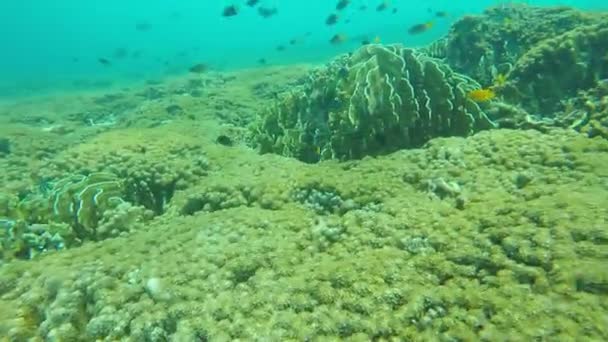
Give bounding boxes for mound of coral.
[0,124,211,262]
[252,44,496,163]
[444,5,606,87]
[443,5,608,127]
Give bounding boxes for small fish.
[493,73,507,88]
[98,58,111,66]
[359,5,368,11]
[276,45,286,51]
[222,5,239,17]
[188,63,208,73]
[257,58,267,65]
[326,14,339,26]
[336,0,350,11]
[246,0,260,7]
[435,11,448,18]
[468,88,496,102]
[373,36,381,44]
[330,33,347,45]
[258,7,278,18]
[376,1,390,11]
[408,22,434,35]
[392,8,398,14]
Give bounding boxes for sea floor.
[0,66,607,340]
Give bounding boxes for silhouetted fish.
[408,22,434,34]
[222,5,239,17]
[336,0,350,11]
[98,58,111,66]
[326,14,339,25]
[258,7,278,18]
[189,63,208,73]
[330,34,347,44]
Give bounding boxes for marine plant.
[251,44,496,162]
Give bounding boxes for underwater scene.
[1,0,607,340]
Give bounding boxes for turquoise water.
[1,0,607,97]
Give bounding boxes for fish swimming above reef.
[98,58,111,66]
[336,0,351,11]
[222,5,239,17]
[188,63,208,74]
[258,7,278,18]
[330,34,348,45]
[467,88,496,102]
[376,1,390,12]
[326,13,339,26]
[246,0,260,6]
[408,22,434,34]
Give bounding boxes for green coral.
[252,44,496,162]
[19,172,126,240]
[507,21,608,116]
[562,81,608,138]
[444,5,606,86]
[1,220,69,262]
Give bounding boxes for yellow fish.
[492,73,507,88]
[468,88,496,102]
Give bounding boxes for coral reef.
[1,6,608,339]
[37,127,211,215]
[577,82,608,138]
[17,172,126,237]
[507,21,608,115]
[0,129,606,340]
[252,44,496,162]
[1,173,152,263]
[444,5,606,86]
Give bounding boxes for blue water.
[1,0,606,97]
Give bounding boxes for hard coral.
[252,44,496,162]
